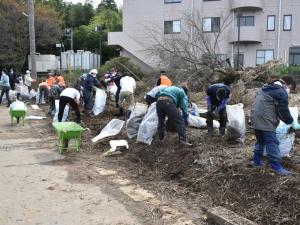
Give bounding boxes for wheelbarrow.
[9,109,27,126]
[52,122,85,154]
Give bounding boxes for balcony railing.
[231,0,263,11]
[229,26,262,44]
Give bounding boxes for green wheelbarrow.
[52,122,85,154]
[9,109,27,126]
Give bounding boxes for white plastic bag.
[226,103,246,143]
[92,119,125,142]
[264,107,298,157]
[53,100,69,122]
[137,102,158,145]
[20,85,30,100]
[92,88,107,116]
[29,89,37,99]
[188,115,220,128]
[126,103,148,138]
[189,103,200,116]
[10,100,26,111]
[107,84,118,96]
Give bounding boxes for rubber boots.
[270,161,292,175]
[253,154,263,167]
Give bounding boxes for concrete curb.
[207,206,258,225]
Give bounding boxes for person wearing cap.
[0,69,11,107]
[206,83,231,136]
[24,70,33,92]
[251,75,300,175]
[83,69,100,111]
[155,85,192,146]
[156,71,172,86]
[58,85,81,123]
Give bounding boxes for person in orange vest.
[156,70,172,86]
[46,72,56,88]
[55,71,66,87]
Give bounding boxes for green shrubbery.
[276,65,300,76]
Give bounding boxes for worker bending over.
[206,83,230,136]
[156,85,192,147]
[118,73,136,117]
[58,86,81,123]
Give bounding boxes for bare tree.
[144,11,233,72]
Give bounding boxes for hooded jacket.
[251,83,293,132]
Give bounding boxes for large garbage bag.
[137,102,158,145]
[92,119,125,142]
[19,85,30,100]
[188,115,220,128]
[53,100,69,122]
[29,89,37,99]
[92,88,107,116]
[264,107,298,157]
[126,103,148,138]
[10,100,26,111]
[226,103,246,143]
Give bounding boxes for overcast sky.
[66,0,123,8]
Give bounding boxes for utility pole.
[236,12,242,70]
[95,26,102,66]
[28,0,37,79]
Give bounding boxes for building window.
[164,20,181,34]
[202,17,220,32]
[267,15,275,31]
[238,16,255,26]
[283,15,292,31]
[289,47,300,66]
[256,50,274,65]
[164,0,181,3]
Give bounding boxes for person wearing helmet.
[206,83,231,136]
[24,70,33,93]
[83,69,100,112]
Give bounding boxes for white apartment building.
[109,0,300,70]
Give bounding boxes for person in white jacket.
[24,70,33,92]
[118,74,136,117]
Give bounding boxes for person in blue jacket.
[206,83,231,136]
[251,75,300,175]
[0,69,11,107]
[156,85,192,147]
[83,69,100,112]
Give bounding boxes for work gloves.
[292,121,300,130]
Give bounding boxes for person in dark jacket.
[9,67,17,90]
[251,76,300,175]
[206,83,230,136]
[105,72,123,108]
[83,69,100,111]
[156,85,192,146]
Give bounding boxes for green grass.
[276,65,300,76]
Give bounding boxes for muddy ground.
[54,95,300,225]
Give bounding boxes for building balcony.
[229,26,262,44]
[231,0,263,11]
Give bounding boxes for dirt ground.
[61,95,300,225]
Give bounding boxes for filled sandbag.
[92,88,107,116]
[126,103,148,138]
[226,103,246,143]
[137,102,158,145]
